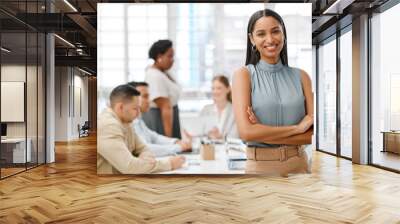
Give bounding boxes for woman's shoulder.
[235,65,251,73]
[289,66,310,77]
[201,103,214,111]
[284,66,304,76]
[225,102,234,112]
[200,103,215,115]
[285,66,311,85]
[284,64,298,72]
[233,66,252,80]
[146,67,166,78]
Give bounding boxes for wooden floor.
[1,167,26,178]
[373,150,400,171]
[1,163,44,178]
[1,135,400,223]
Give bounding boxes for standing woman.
[232,9,314,175]
[198,75,239,139]
[142,40,182,138]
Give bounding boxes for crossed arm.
[232,67,314,145]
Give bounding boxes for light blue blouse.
[246,59,305,147]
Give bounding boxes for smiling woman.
[232,9,314,175]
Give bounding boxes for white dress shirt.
[145,66,181,108]
[133,116,182,157]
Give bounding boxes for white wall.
[55,67,68,141]
[1,65,26,137]
[1,65,38,138]
[72,73,89,138]
[1,64,46,164]
[55,67,89,141]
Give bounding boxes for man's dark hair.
[148,39,173,60]
[109,84,140,107]
[127,81,149,89]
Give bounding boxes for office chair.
[79,121,90,138]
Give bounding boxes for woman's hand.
[247,106,259,124]
[176,140,192,152]
[208,127,223,139]
[295,115,314,134]
[182,129,193,141]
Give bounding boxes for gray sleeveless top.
[246,59,305,147]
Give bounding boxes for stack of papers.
[226,141,246,170]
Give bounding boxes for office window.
[127,4,168,82]
[318,37,337,154]
[371,3,400,171]
[98,4,129,112]
[97,4,168,112]
[339,29,352,158]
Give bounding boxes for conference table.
[160,139,247,174]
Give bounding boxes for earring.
[251,45,257,52]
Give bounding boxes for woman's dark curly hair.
[148,39,173,60]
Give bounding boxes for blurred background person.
[128,81,192,157]
[187,75,239,140]
[142,39,182,138]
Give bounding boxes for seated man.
[128,81,192,157]
[97,84,185,174]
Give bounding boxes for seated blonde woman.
[196,75,239,140]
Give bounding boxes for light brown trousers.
[245,145,310,176]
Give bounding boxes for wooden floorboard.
[372,151,400,171]
[1,135,400,223]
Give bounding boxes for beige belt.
[246,145,302,162]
